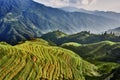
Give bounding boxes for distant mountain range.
[61,7,88,12]
[0,0,120,44]
[107,27,120,36]
[61,7,120,21]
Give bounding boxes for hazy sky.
[34,0,120,12]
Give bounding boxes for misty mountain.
[93,11,120,22]
[107,27,120,36]
[61,7,120,21]
[61,7,90,13]
[0,0,120,44]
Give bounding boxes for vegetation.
[0,39,100,80]
[61,41,120,62]
[41,31,120,45]
[107,27,120,36]
[61,41,120,79]
[106,67,120,80]
[2,0,120,45]
[41,31,120,79]
[0,0,120,80]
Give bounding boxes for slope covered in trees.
[1,0,120,45]
[61,41,120,79]
[61,41,120,63]
[41,31,120,45]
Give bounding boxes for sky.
[34,0,120,12]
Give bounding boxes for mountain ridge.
[41,31,120,45]
[61,7,120,22]
[0,0,120,44]
[107,27,120,36]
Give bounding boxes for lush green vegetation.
[61,41,120,62]
[2,0,120,45]
[106,67,120,80]
[61,41,120,79]
[40,31,120,79]
[1,31,120,80]
[41,31,120,45]
[0,39,100,80]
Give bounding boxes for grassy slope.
[61,41,120,62]
[41,31,120,45]
[0,39,99,80]
[61,41,120,79]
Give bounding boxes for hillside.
[41,31,120,45]
[107,27,120,36]
[61,41,120,63]
[1,0,120,45]
[0,39,99,80]
[41,30,67,43]
[105,67,120,80]
[61,41,120,79]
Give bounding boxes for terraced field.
[61,41,120,62]
[61,41,120,79]
[0,39,99,80]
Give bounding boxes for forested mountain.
[0,0,120,44]
[41,31,120,45]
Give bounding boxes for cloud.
[34,0,96,8]
[34,0,69,7]
[33,0,120,12]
